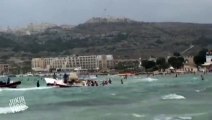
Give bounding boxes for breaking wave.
[141,77,158,82]
[0,105,28,114]
[132,113,145,118]
[162,94,186,100]
[195,90,200,92]
[178,116,192,120]
[154,115,192,120]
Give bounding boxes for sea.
[0,73,212,120]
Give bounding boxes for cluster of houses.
[1,50,212,74]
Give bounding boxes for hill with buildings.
[1,17,212,64]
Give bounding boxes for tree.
[178,57,185,63]
[142,60,156,71]
[193,48,208,66]
[168,56,184,69]
[156,57,166,65]
[156,57,169,70]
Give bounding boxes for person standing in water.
[108,78,112,84]
[53,72,57,79]
[102,81,105,86]
[121,79,124,84]
[7,77,10,84]
[105,80,108,85]
[201,75,204,80]
[63,73,68,83]
[91,81,95,86]
[175,73,178,78]
[37,80,40,87]
[94,81,98,86]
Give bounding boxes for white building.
[206,51,212,63]
[97,55,114,71]
[32,55,114,72]
[201,51,212,72]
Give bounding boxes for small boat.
[44,72,95,88]
[0,81,21,88]
[44,78,86,88]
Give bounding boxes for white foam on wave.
[1,87,53,91]
[132,113,145,118]
[154,112,208,120]
[111,93,116,96]
[178,116,192,120]
[154,115,192,120]
[184,112,207,118]
[141,77,158,82]
[154,115,173,120]
[162,94,186,100]
[0,105,28,114]
[195,90,200,93]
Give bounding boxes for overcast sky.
[0,0,212,28]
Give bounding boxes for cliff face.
[1,18,212,59]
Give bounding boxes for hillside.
[1,18,212,62]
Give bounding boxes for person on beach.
[121,79,124,84]
[37,80,40,87]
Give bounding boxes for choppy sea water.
[0,74,212,120]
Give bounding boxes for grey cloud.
[0,0,212,28]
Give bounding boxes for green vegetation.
[193,48,208,66]
[156,57,169,70]
[1,21,212,59]
[142,60,157,71]
[168,53,185,69]
[168,57,184,69]
[141,53,185,72]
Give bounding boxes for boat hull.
[44,78,86,88]
[0,81,21,88]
